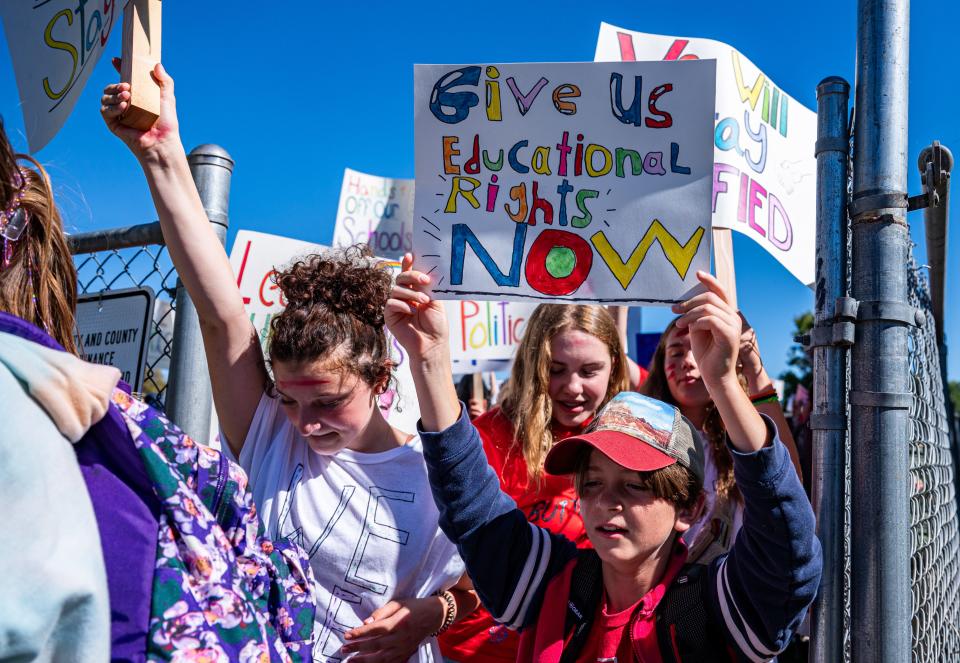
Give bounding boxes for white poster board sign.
[595,23,817,286]
[75,287,153,391]
[413,60,715,305]
[447,299,536,371]
[228,230,421,433]
[332,168,415,260]
[0,1,123,152]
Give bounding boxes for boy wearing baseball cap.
[386,265,821,662]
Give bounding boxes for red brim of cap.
[544,430,677,476]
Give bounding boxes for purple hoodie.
[0,312,158,662]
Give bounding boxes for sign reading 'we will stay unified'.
[413,60,716,305]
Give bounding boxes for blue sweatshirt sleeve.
[419,405,578,630]
[707,416,823,661]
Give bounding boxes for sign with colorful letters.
[595,23,818,286]
[332,168,415,260]
[0,1,124,152]
[413,60,716,305]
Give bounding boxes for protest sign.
[228,229,421,433]
[0,1,123,152]
[596,22,817,286]
[332,168,415,260]
[447,299,536,371]
[75,287,153,391]
[413,60,715,305]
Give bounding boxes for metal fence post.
[850,1,912,660]
[811,76,850,663]
[165,145,234,442]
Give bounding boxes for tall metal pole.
[850,1,913,660]
[811,76,850,663]
[165,144,234,442]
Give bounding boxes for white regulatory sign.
[74,287,154,391]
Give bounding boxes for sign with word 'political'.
[1,1,124,152]
[75,287,153,391]
[595,23,818,286]
[332,168,415,260]
[413,60,716,305]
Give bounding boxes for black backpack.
[558,549,736,663]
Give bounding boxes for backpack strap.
[559,549,604,663]
[655,562,735,663]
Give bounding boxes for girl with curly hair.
[101,66,477,661]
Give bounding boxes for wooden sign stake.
[471,372,484,404]
[712,228,738,310]
[120,0,162,130]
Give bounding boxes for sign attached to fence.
[228,229,422,433]
[0,1,123,152]
[595,22,818,286]
[74,286,154,391]
[413,60,715,305]
[332,168,415,260]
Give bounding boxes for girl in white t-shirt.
[101,66,477,662]
[639,315,804,562]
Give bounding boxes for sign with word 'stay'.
[413,60,715,305]
[0,1,123,152]
[595,23,817,286]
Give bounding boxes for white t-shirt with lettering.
[228,393,465,662]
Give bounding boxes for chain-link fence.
[906,254,960,661]
[69,223,176,410]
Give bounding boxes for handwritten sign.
[596,23,817,286]
[413,61,715,305]
[448,299,536,371]
[332,168,415,260]
[0,1,123,152]
[228,229,421,433]
[75,287,153,391]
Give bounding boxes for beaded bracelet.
[750,387,779,405]
[432,590,457,637]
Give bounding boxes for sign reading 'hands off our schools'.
[0,1,124,152]
[595,23,818,286]
[413,60,716,305]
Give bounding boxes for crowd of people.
[0,63,821,663]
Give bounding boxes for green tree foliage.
[779,312,814,404]
[949,381,960,414]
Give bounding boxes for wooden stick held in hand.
[120,0,162,130]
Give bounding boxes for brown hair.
[498,305,630,483]
[268,245,393,392]
[639,318,744,503]
[573,447,703,511]
[0,118,78,354]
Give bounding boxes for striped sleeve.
[707,417,822,660]
[420,405,577,630]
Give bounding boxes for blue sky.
[1,1,957,382]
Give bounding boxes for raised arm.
[674,271,820,656]
[385,254,577,628]
[101,63,265,454]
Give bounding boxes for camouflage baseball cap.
[544,391,705,483]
